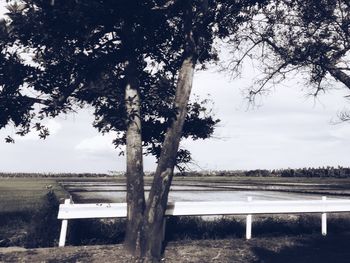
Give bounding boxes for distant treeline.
[1,167,350,178]
[176,166,350,178]
[0,172,114,178]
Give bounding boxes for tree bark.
[139,3,198,261]
[120,2,201,261]
[328,67,350,89]
[123,58,146,256]
[121,55,198,261]
[142,55,196,261]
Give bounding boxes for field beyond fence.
[2,174,350,262]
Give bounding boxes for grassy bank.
[0,178,68,248]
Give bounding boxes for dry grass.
[2,233,350,262]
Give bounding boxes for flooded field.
[59,177,350,203]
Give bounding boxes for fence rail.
[57,196,350,247]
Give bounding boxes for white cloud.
[0,3,7,18]
[75,133,119,154]
[329,124,350,141]
[47,119,62,134]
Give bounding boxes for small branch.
[25,96,49,106]
[338,110,350,122]
[254,62,289,91]
[228,39,263,73]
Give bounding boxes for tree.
[223,0,350,103]
[0,0,268,261]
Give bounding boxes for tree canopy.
[223,0,350,103]
[0,0,224,167]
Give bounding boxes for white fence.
[57,196,350,247]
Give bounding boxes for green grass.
[0,178,68,213]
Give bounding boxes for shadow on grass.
[67,214,350,246]
[0,250,38,262]
[0,211,32,246]
[252,233,350,263]
[165,216,245,241]
[0,191,60,248]
[68,218,126,246]
[0,250,90,263]
[46,251,90,263]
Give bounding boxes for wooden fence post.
[59,199,71,247]
[246,196,252,240]
[322,196,327,236]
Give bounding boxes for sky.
[0,3,349,173]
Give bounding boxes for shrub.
[25,191,61,248]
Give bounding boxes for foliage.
[176,166,350,178]
[277,166,350,178]
[0,0,224,167]
[223,0,350,102]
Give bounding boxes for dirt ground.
[1,233,350,263]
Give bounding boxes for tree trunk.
[138,3,198,261]
[142,54,196,261]
[120,2,201,261]
[123,59,146,256]
[122,54,197,260]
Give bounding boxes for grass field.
[0,178,68,213]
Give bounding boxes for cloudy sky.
[0,4,349,173]
[1,66,349,173]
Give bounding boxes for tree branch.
[328,67,350,89]
[24,96,49,106]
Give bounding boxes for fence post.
[322,196,327,236]
[59,199,71,247]
[162,218,167,242]
[246,196,252,240]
